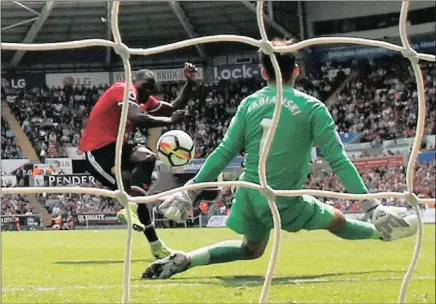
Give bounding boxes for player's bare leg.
[118,146,172,259]
[143,236,269,279]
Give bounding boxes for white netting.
[1,1,435,303]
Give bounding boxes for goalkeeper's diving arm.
[311,104,368,194]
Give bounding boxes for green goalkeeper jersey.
[194,84,368,195]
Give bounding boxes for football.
[157,130,195,167]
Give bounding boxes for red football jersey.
[142,95,162,113]
[78,81,161,152]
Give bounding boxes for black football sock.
[129,161,160,244]
[129,161,155,196]
[137,204,159,243]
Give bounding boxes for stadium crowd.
[13,160,431,220]
[1,56,435,224]
[1,193,34,215]
[2,62,348,159]
[2,58,435,160]
[39,186,122,217]
[1,193,37,231]
[1,117,23,159]
[329,57,435,143]
[305,162,435,212]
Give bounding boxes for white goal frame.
[1,1,435,303]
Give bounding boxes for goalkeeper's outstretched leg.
[143,195,418,279]
[143,236,269,280]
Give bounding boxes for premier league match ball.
[157,130,195,167]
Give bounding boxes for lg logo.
[1,78,26,89]
[62,76,93,87]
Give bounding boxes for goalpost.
[1,1,435,303]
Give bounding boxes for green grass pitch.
[2,226,435,303]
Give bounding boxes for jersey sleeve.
[194,100,247,183]
[111,83,139,107]
[310,103,368,194]
[142,96,162,113]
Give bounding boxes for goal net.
[1,1,435,303]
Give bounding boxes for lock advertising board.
[213,64,262,81]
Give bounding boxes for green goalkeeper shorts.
[226,187,336,242]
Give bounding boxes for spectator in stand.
[3,62,348,159]
[304,162,435,210]
[329,56,435,142]
[1,191,37,231]
[3,58,435,160]
[1,193,32,215]
[1,117,23,159]
[1,56,434,216]
[38,181,123,216]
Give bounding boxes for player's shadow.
[54,259,154,265]
[164,270,405,286]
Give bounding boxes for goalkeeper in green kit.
[143,39,418,280]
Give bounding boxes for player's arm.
[149,80,196,116]
[146,63,197,117]
[310,103,368,194]
[193,100,247,183]
[115,86,185,128]
[127,103,185,128]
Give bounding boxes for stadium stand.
[2,63,362,159]
[305,162,435,211]
[26,157,433,219]
[38,184,123,216]
[1,117,23,159]
[1,54,435,219]
[1,2,435,304]
[330,56,435,143]
[2,58,434,161]
[1,193,33,215]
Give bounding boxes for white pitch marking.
[2,276,433,293]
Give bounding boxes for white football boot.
[142,252,191,279]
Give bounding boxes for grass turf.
[2,225,435,303]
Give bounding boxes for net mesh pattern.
[1,1,435,303]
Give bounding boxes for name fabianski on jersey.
[247,96,302,115]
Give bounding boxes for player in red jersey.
[79,63,197,259]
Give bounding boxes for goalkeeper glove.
[362,199,417,241]
[158,179,201,223]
